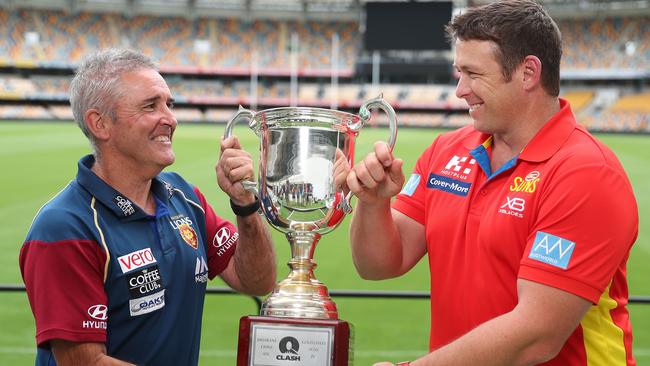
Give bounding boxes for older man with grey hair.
[20,48,276,366]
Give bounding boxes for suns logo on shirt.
[509,171,541,193]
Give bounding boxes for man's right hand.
[346,141,405,205]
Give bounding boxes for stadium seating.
[0,8,647,133]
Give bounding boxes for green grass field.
[0,121,648,365]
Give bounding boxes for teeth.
[469,103,482,112]
[154,136,170,142]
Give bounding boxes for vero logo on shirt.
[118,248,157,273]
[528,231,575,270]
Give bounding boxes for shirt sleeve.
[192,187,238,279]
[20,238,108,347]
[518,163,638,303]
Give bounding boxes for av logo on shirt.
[401,174,421,196]
[529,231,575,270]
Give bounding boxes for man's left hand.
[217,135,256,205]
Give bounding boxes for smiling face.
[453,39,525,135]
[105,68,177,174]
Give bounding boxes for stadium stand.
[0,6,647,133]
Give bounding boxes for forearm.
[51,341,135,366]
[412,312,557,366]
[231,213,277,295]
[350,199,404,280]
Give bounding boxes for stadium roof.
[1,0,648,20]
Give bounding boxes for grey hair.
[69,49,158,150]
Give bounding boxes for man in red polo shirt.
[335,1,638,365]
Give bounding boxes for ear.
[521,55,542,92]
[84,109,111,142]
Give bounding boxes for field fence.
[2,284,649,313]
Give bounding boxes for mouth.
[468,102,484,113]
[152,135,171,143]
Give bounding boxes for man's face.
[453,39,523,135]
[107,68,177,172]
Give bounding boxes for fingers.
[220,135,242,152]
[333,149,351,191]
[219,154,253,181]
[373,141,393,167]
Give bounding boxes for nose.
[455,74,471,100]
[162,104,177,128]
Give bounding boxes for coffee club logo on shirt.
[113,195,136,217]
[509,171,541,193]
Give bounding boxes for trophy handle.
[224,106,258,194]
[340,94,399,214]
[357,93,398,150]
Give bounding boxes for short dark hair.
[446,0,562,96]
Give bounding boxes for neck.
[92,154,158,215]
[490,96,560,171]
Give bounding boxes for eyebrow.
[141,95,175,105]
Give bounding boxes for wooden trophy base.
[237,316,352,366]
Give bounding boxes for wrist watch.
[229,197,260,216]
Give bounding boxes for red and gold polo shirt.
[393,99,638,365]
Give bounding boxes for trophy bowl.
[225,95,397,319]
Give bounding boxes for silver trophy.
[225,95,397,320]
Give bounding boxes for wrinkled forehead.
[117,68,173,99]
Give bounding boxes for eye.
[166,101,175,109]
[143,103,155,111]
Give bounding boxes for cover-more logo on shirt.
[528,231,575,270]
[117,248,157,273]
[427,173,471,197]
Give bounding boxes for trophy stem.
[260,232,339,319]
